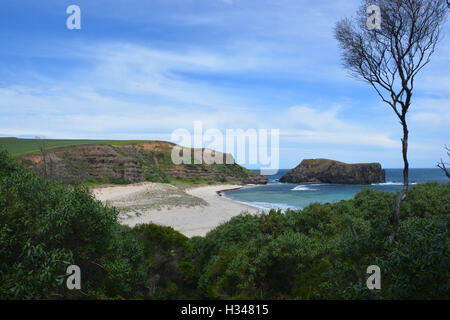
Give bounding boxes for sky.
[0,0,449,169]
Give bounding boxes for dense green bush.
[193,184,449,300]
[132,224,197,299]
[0,150,146,299]
[1,148,448,299]
[380,216,449,299]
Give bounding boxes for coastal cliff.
[280,159,385,184]
[16,142,268,185]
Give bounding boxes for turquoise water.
[223,169,449,211]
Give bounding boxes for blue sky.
[0,0,449,169]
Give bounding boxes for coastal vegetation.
[1,149,448,299]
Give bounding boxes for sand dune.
[92,183,259,237]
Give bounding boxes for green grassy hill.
[3,138,268,186]
[0,137,151,157]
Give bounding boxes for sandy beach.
[92,183,259,237]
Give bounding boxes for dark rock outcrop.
[280,159,385,184]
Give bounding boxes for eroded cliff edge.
[16,142,268,185]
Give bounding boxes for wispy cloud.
[410,98,450,129]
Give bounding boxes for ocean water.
[223,169,449,212]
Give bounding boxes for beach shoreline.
[92,182,260,237]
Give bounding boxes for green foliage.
[0,150,144,299]
[380,216,449,299]
[400,182,450,219]
[133,224,197,299]
[98,225,147,299]
[1,149,448,300]
[192,183,450,300]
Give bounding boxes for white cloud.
[285,105,350,131]
[280,129,399,149]
[410,98,450,129]
[0,81,401,151]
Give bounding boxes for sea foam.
[291,185,319,191]
[371,181,417,186]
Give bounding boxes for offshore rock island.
[280,159,386,184]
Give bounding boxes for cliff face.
[17,142,268,185]
[280,159,385,184]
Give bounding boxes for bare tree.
[36,136,54,178]
[437,145,450,179]
[35,136,49,177]
[335,0,448,242]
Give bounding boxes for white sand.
[92,183,259,237]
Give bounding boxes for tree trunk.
[444,168,450,179]
[438,160,450,179]
[442,165,450,179]
[390,117,409,242]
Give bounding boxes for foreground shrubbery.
[0,150,448,299]
[0,150,194,299]
[196,185,449,299]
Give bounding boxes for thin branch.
[437,145,450,179]
[437,161,450,179]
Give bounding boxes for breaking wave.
[291,185,319,191]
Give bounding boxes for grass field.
[0,137,154,157]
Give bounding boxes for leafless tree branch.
[36,136,48,177]
[437,145,450,179]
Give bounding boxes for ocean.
[222,169,449,211]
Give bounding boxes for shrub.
[0,150,145,299]
[133,223,197,299]
[192,183,450,300]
